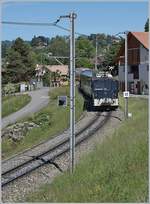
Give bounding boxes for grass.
[2,94,31,118]
[26,95,148,202]
[2,86,84,158]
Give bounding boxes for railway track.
[2,111,112,187]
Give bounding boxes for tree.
[75,36,95,68]
[42,68,51,86]
[76,57,93,68]
[87,33,121,69]
[103,38,123,72]
[76,36,95,58]
[4,38,36,83]
[47,36,69,65]
[2,40,12,58]
[144,19,149,32]
[31,35,49,47]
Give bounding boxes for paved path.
[2,88,51,129]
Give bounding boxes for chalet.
[117,32,149,94]
[35,64,46,82]
[35,64,68,87]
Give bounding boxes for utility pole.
[95,35,98,70]
[115,31,129,119]
[53,13,77,173]
[70,12,76,173]
[125,31,129,119]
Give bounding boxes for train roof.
[76,67,90,72]
[75,68,90,76]
[80,69,96,77]
[80,70,117,80]
[91,77,118,83]
[96,72,112,78]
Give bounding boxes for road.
[2,87,51,129]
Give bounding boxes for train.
[75,68,90,82]
[79,69,119,109]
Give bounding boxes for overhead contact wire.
[2,21,86,36]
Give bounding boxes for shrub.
[29,112,52,126]
[3,83,16,95]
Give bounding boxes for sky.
[1,1,148,41]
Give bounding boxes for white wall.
[140,45,149,64]
[139,44,149,91]
[118,65,124,81]
[139,64,149,86]
[118,65,133,82]
[128,73,134,82]
[118,44,149,94]
[139,65,149,94]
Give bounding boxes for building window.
[147,65,149,71]
[128,66,131,74]
[131,65,139,79]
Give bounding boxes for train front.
[92,78,119,108]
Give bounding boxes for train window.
[93,79,118,92]
[93,79,112,90]
[93,80,104,89]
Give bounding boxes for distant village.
[2,22,149,96]
[34,31,149,95]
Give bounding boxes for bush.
[28,112,52,126]
[42,70,50,87]
[14,83,20,92]
[3,83,16,95]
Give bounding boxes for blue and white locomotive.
[79,69,119,109]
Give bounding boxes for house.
[35,64,69,87]
[46,65,68,76]
[117,32,149,94]
[35,64,46,82]
[46,65,69,86]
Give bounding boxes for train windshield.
[93,79,112,90]
[93,79,118,98]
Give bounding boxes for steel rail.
[2,111,87,163]
[2,112,100,176]
[2,112,111,186]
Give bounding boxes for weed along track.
[2,111,112,187]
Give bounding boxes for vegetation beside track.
[2,86,84,158]
[26,96,148,202]
[2,94,31,118]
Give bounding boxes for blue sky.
[2,1,148,40]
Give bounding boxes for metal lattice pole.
[70,12,76,173]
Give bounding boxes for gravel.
[2,111,95,173]
[2,109,124,202]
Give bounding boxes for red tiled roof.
[130,32,149,49]
[115,32,149,63]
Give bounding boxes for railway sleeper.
[28,155,63,173]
